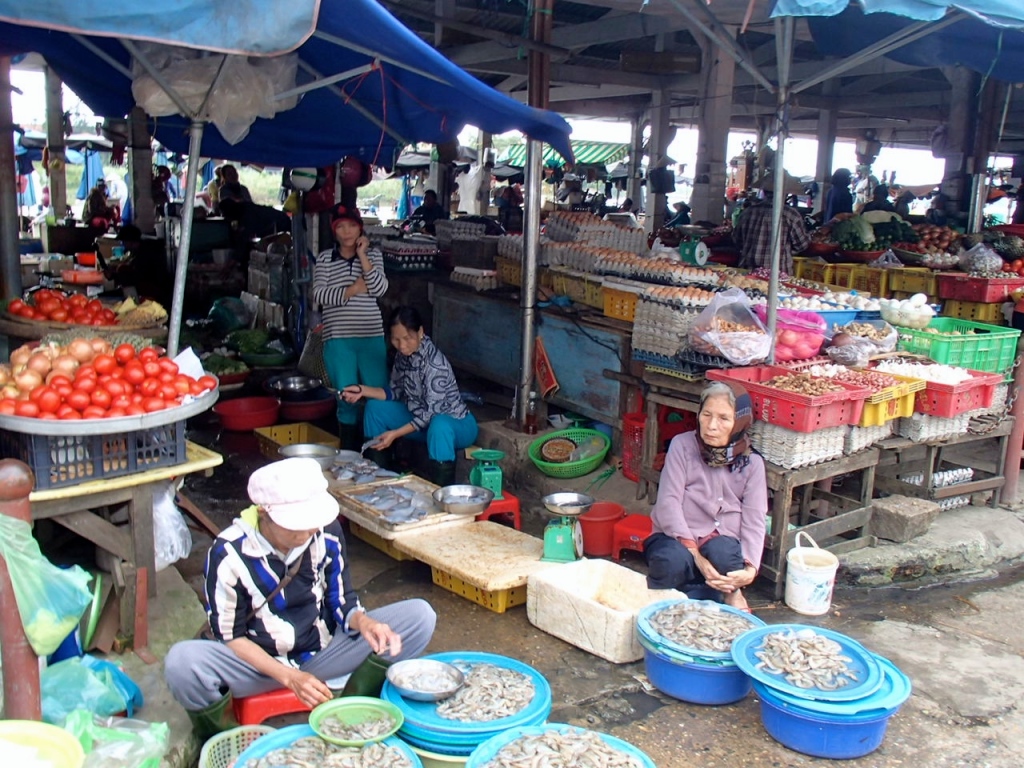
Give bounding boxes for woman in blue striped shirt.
[343,306,477,487]
[312,204,389,449]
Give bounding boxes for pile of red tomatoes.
[7,289,119,325]
[0,337,216,420]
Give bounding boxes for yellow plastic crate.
[349,522,415,561]
[583,278,604,309]
[254,423,340,459]
[603,287,639,322]
[801,262,835,285]
[852,266,889,298]
[889,267,939,296]
[549,271,589,303]
[495,256,522,287]
[430,567,526,613]
[792,257,811,280]
[857,373,926,427]
[832,264,858,289]
[942,299,1008,325]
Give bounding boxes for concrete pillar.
[940,67,980,216]
[129,106,155,234]
[648,89,673,231]
[44,67,67,219]
[814,79,840,214]
[627,116,644,205]
[0,58,20,300]
[691,37,736,225]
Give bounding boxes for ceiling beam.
[466,59,667,90]
[556,96,651,120]
[511,83,652,104]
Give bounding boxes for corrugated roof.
[501,139,629,166]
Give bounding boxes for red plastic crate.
[657,405,697,449]
[622,412,645,482]
[936,273,1024,303]
[706,366,871,433]
[913,370,1004,417]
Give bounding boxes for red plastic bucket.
[579,502,626,557]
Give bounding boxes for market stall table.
[29,441,222,635]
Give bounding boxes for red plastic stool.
[612,514,653,561]
[233,688,312,725]
[475,491,521,530]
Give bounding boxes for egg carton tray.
[895,413,971,442]
[749,422,847,469]
[844,422,895,455]
[971,382,1009,418]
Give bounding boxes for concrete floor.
[133,412,1024,767]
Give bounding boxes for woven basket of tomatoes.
[0,337,220,488]
[5,290,120,328]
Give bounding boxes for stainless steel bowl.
[265,375,323,402]
[431,484,495,516]
[386,659,465,702]
[542,492,595,517]
[278,443,339,469]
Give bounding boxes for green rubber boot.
[340,654,393,698]
[186,692,238,743]
[428,460,456,488]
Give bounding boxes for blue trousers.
[323,336,388,425]
[364,399,478,462]
[644,532,745,601]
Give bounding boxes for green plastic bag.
[0,515,92,656]
[64,710,168,768]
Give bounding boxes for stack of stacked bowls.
[233,724,422,767]
[731,624,912,759]
[636,599,766,705]
[380,652,552,760]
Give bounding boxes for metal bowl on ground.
[386,659,465,702]
[278,443,339,469]
[542,492,595,517]
[432,484,495,516]
[263,374,323,401]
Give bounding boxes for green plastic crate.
[896,318,1021,374]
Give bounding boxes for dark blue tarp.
[774,0,1024,28]
[804,7,1024,83]
[0,0,573,168]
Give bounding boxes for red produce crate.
[913,369,1004,417]
[936,273,1024,303]
[706,366,871,433]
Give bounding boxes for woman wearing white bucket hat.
[164,457,436,741]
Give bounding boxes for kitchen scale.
[540,492,594,563]
[469,449,505,500]
[678,237,711,266]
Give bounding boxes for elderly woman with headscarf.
[644,381,767,612]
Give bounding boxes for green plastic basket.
[198,725,276,768]
[528,428,611,479]
[896,317,1020,374]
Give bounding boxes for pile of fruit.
[3,290,168,328]
[0,337,216,420]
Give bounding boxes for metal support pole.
[0,58,21,300]
[968,174,987,234]
[0,459,41,720]
[44,67,67,220]
[1001,337,1024,504]
[518,140,542,424]
[166,120,205,357]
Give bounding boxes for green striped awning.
[499,140,629,168]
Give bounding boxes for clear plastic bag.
[42,656,143,725]
[64,710,168,768]
[959,242,1003,273]
[153,481,192,572]
[870,249,903,268]
[0,515,92,657]
[688,287,771,365]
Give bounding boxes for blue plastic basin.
[644,647,751,705]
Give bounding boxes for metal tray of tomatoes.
[0,383,219,436]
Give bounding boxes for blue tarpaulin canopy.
[0,0,573,167]
[772,1,1024,28]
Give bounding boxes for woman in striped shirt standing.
[312,204,389,449]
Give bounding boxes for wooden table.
[875,417,1014,506]
[30,441,223,634]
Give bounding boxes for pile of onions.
[2,338,111,398]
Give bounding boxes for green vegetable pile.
[203,354,249,375]
[227,329,271,353]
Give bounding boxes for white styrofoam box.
[527,559,684,664]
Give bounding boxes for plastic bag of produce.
[64,709,168,768]
[753,306,826,362]
[830,320,899,353]
[207,297,251,336]
[42,656,143,724]
[0,515,92,657]
[153,481,192,572]
[958,242,1003,273]
[869,249,903,268]
[688,287,771,365]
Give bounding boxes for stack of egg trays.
[896,412,971,442]
[749,422,847,469]
[844,423,894,456]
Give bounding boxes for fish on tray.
[318,711,395,741]
[754,629,858,690]
[648,602,754,654]
[436,663,535,722]
[243,736,413,768]
[479,728,644,768]
[354,486,438,524]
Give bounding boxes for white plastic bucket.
[785,531,839,616]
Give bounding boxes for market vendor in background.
[313,203,389,451]
[165,458,436,741]
[644,382,767,612]
[666,201,692,228]
[732,177,811,275]
[342,306,477,488]
[85,179,116,231]
[853,165,879,212]
[411,189,449,234]
[823,168,853,222]
[861,184,896,214]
